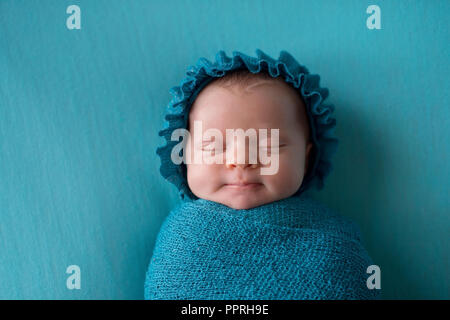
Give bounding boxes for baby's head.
[186,69,313,210]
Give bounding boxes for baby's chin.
[225,202,264,210]
[212,186,299,210]
[193,184,288,210]
[214,191,273,210]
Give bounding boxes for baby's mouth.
[223,182,263,190]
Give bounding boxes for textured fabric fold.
[156,49,339,201]
[144,195,380,300]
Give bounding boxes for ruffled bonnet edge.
[156,49,338,201]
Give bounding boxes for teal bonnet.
[156,49,339,201]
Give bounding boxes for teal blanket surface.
[144,195,379,300]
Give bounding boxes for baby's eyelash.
[260,144,286,148]
[200,143,287,150]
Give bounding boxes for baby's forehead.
[190,76,304,117]
[188,84,309,138]
[212,73,291,95]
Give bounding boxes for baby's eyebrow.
[198,129,286,140]
[259,130,285,138]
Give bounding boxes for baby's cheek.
[186,164,204,192]
[264,155,304,195]
[186,164,219,196]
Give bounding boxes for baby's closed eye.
[200,142,287,152]
[200,140,224,152]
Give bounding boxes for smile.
[224,183,263,189]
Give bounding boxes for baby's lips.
[225,181,262,186]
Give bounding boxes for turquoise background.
[0,0,448,299]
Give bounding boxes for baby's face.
[186,79,312,210]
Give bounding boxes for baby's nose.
[225,162,258,169]
[224,139,259,169]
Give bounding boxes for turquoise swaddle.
[144,194,379,300]
[147,49,379,299]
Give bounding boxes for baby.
[185,68,313,210]
[146,50,379,300]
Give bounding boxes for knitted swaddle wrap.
[144,195,380,300]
